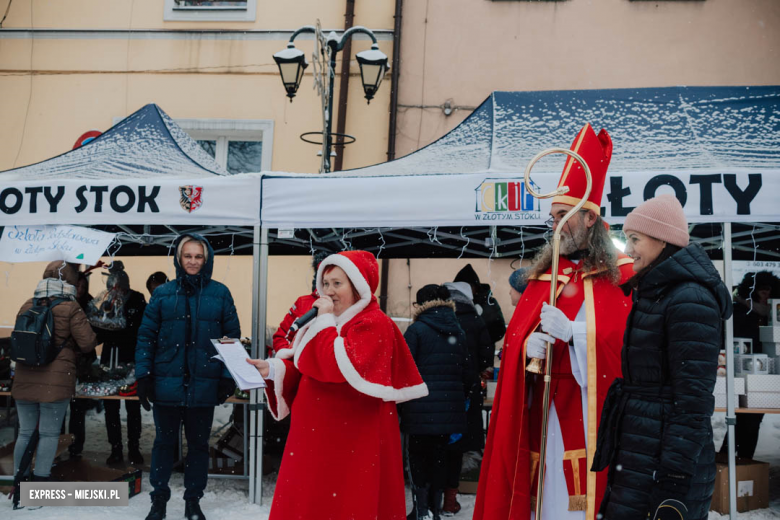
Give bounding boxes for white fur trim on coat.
[267,358,290,421]
[333,337,429,403]
[292,312,337,369]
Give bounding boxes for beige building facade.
[395,0,780,158]
[3,0,779,342]
[0,0,394,173]
[0,0,398,336]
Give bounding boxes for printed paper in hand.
[211,339,266,391]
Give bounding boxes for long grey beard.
[558,224,589,255]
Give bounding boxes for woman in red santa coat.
[247,250,428,520]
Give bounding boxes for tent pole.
[723,222,737,519]
[249,225,269,505]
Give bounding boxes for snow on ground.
[1,406,779,519]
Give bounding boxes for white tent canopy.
[0,104,265,503]
[256,86,780,520]
[261,87,780,229]
[0,104,260,226]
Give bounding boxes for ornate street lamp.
[273,43,308,101]
[273,24,389,172]
[356,43,389,104]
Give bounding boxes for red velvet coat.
[264,251,427,520]
[271,292,317,354]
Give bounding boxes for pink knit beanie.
[623,194,689,247]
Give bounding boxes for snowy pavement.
[1,406,778,519]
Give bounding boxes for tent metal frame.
[2,219,768,515]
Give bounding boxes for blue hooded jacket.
[135,233,241,407]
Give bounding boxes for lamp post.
[273,23,389,173]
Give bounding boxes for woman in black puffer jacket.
[401,284,469,520]
[592,195,732,520]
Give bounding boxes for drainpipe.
[333,0,355,172]
[387,0,402,161]
[380,0,402,313]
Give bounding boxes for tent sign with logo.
[260,169,774,228]
[0,177,260,226]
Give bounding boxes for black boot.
[128,447,144,466]
[410,485,431,520]
[185,498,206,520]
[21,475,50,510]
[106,446,123,465]
[430,489,443,520]
[145,496,167,520]
[12,473,29,510]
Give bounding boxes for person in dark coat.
[719,270,780,459]
[68,270,98,459]
[442,280,492,515]
[146,271,168,296]
[12,262,97,486]
[453,264,507,344]
[136,233,241,520]
[592,195,732,520]
[401,284,469,520]
[93,263,147,465]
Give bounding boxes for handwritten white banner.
[0,225,116,265]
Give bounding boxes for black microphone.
[288,307,319,336]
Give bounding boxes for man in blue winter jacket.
[135,233,240,520]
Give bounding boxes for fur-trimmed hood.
[412,299,462,338]
[412,299,457,321]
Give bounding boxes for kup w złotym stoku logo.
[475,179,542,221]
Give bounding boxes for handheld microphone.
[288,307,319,337]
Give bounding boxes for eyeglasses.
[544,210,588,229]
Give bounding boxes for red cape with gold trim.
[473,254,634,520]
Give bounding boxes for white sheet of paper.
[211,339,266,391]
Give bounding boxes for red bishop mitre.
[551,123,613,214]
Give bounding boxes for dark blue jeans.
[150,405,215,501]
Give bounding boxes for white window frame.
[176,119,274,173]
[163,0,257,22]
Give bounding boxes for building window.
[176,119,274,174]
[163,0,257,22]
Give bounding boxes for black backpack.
[10,297,69,367]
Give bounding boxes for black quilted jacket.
[400,301,470,436]
[595,243,732,520]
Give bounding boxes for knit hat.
[416,284,451,305]
[623,194,689,247]
[508,268,528,293]
[454,264,480,286]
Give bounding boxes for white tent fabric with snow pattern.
[260,86,780,228]
[0,104,259,226]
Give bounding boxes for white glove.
[540,302,573,343]
[526,332,555,359]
